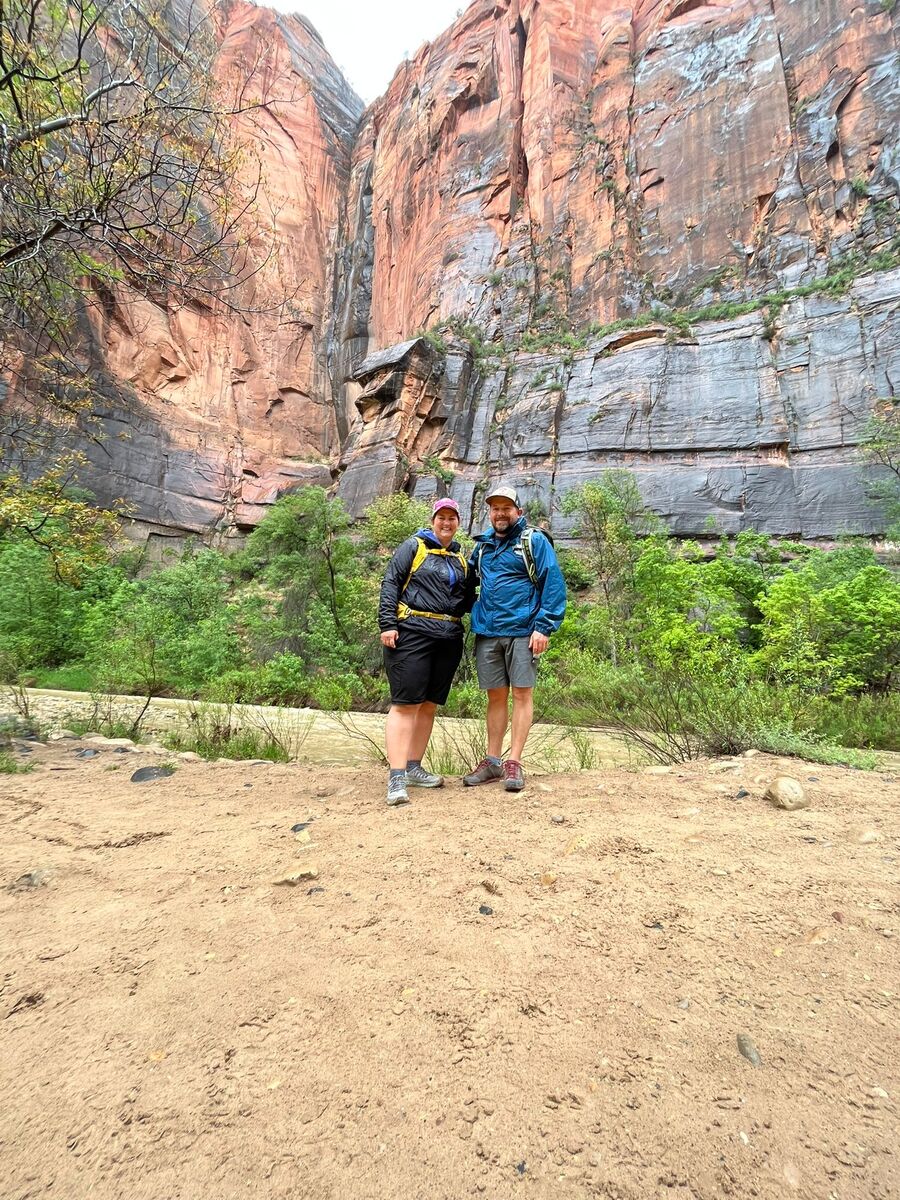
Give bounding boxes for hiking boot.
[462,758,503,786]
[406,764,444,788]
[386,774,410,806]
[503,759,525,792]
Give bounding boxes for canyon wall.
[74,0,364,547]
[71,0,900,539]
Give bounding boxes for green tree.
[561,473,660,662]
[244,490,377,680]
[0,540,107,674]
[753,548,900,694]
[81,548,242,709]
[860,398,900,539]
[0,455,118,580]
[360,493,431,562]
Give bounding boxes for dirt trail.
[1,740,898,1199]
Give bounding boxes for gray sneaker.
[386,775,410,806]
[407,764,444,788]
[503,759,525,792]
[462,758,504,786]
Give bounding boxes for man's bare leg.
[508,686,534,763]
[486,687,509,757]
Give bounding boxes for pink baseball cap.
[432,497,461,518]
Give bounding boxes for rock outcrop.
[65,0,900,539]
[341,269,900,537]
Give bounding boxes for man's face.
[487,498,522,535]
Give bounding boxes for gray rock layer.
[342,271,899,537]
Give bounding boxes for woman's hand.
[381,629,399,648]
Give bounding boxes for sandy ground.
[1,739,898,1200]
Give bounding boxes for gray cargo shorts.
[474,635,538,689]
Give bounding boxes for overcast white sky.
[265,0,467,103]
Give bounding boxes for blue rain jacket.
[469,517,567,638]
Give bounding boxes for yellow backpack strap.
[401,537,428,592]
[402,540,468,591]
[454,549,468,577]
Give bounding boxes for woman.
[378,497,471,806]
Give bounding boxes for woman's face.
[431,508,460,546]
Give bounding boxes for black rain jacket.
[378,528,474,640]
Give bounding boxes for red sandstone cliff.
[77,0,363,541]
[72,0,899,539]
[340,0,897,347]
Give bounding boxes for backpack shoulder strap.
[451,548,469,577]
[521,528,539,587]
[401,537,428,591]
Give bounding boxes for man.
[463,484,567,792]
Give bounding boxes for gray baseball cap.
[485,483,521,506]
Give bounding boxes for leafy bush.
[556,548,594,591]
[360,492,432,560]
[205,653,311,705]
[30,664,95,692]
[81,549,242,697]
[580,647,810,763]
[810,692,900,752]
[0,541,122,672]
[753,549,900,693]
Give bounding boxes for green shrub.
[361,493,432,559]
[0,542,122,672]
[810,692,900,752]
[66,712,142,741]
[0,749,32,774]
[164,702,311,762]
[749,728,880,770]
[753,549,900,693]
[444,676,487,719]
[30,664,95,692]
[81,550,243,697]
[557,548,594,591]
[581,651,815,764]
[203,653,311,706]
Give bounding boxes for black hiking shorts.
[383,628,464,706]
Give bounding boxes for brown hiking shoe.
[503,759,525,792]
[462,758,504,786]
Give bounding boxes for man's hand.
[529,631,549,656]
[381,629,399,648]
